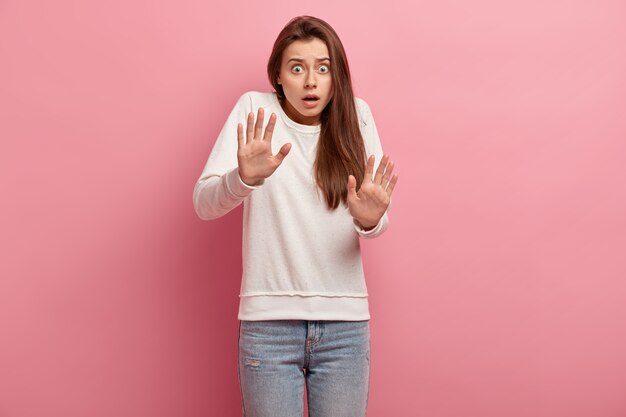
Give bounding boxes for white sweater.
[193,91,390,320]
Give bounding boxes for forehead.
[282,38,329,62]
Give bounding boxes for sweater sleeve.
[193,92,264,220]
[353,98,391,239]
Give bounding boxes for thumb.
[274,143,292,162]
[347,174,358,200]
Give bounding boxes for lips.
[301,93,321,109]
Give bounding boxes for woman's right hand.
[237,107,292,186]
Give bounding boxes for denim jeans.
[237,320,371,417]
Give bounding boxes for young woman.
[193,15,398,417]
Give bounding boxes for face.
[277,38,333,126]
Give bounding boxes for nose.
[305,72,317,88]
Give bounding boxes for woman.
[193,15,398,417]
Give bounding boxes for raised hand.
[347,154,399,230]
[237,107,292,186]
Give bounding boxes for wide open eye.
[319,65,330,73]
[291,65,304,73]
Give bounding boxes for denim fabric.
[238,320,370,417]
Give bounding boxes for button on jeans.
[237,320,371,417]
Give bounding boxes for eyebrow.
[287,57,331,63]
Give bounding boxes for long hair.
[267,16,367,210]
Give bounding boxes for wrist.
[238,169,261,187]
[354,218,377,231]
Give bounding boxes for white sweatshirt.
[193,91,390,320]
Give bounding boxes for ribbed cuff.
[353,210,388,238]
[224,167,264,198]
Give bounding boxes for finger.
[274,142,292,163]
[246,112,254,143]
[382,160,394,187]
[237,123,244,148]
[364,154,375,182]
[347,175,358,200]
[263,113,276,143]
[254,107,264,139]
[386,174,399,196]
[374,154,390,185]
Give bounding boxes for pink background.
[1,0,625,416]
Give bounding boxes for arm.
[193,92,264,220]
[352,98,393,239]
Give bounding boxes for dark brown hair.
[267,15,367,210]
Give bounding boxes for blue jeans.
[237,320,371,417]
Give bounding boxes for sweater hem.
[240,291,368,298]
[237,294,370,321]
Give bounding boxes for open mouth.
[303,95,320,101]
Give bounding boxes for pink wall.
[1,0,625,416]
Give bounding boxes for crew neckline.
[271,92,321,134]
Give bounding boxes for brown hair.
[267,15,367,210]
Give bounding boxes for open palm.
[237,107,292,186]
[347,154,398,229]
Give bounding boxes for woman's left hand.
[347,154,399,230]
